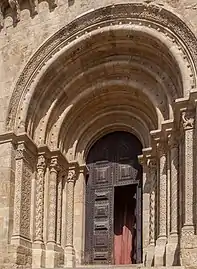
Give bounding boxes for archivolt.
[6,3,197,160]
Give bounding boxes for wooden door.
[84,131,142,265]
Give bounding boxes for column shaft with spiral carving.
[65,169,76,267]
[145,157,157,267]
[47,157,59,244]
[34,155,46,243]
[182,109,195,233]
[155,141,167,266]
[148,159,157,245]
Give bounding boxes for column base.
[166,234,179,266]
[180,226,197,268]
[32,242,46,268]
[145,244,155,266]
[155,237,167,266]
[8,236,32,267]
[64,245,76,267]
[45,243,58,268]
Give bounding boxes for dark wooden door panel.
[85,131,142,265]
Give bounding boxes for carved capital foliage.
[181,109,195,130]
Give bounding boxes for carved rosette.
[147,158,157,245]
[157,142,167,239]
[66,169,76,247]
[34,155,46,243]
[47,157,59,244]
[181,110,195,231]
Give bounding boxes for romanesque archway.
[3,3,197,269]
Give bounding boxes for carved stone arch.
[72,113,151,164]
[6,2,197,137]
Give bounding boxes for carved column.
[46,157,59,268]
[47,157,59,244]
[34,155,46,243]
[64,169,76,267]
[166,134,179,265]
[155,141,167,266]
[145,158,157,267]
[181,110,195,233]
[32,155,46,268]
[56,172,63,246]
[11,143,32,244]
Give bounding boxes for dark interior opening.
[114,184,137,265]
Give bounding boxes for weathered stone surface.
[0,1,197,268]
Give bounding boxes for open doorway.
[114,184,137,265]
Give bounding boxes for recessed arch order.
[6,2,197,162]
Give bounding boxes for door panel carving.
[85,131,142,265]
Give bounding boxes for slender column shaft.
[65,170,76,247]
[170,141,179,235]
[34,155,46,243]
[148,159,157,245]
[56,172,63,246]
[158,144,167,239]
[47,158,59,244]
[182,110,195,231]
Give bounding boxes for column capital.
[37,154,46,171]
[181,109,195,130]
[67,169,76,183]
[168,133,179,149]
[50,157,60,172]
[156,141,168,157]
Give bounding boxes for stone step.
[39,264,185,269]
